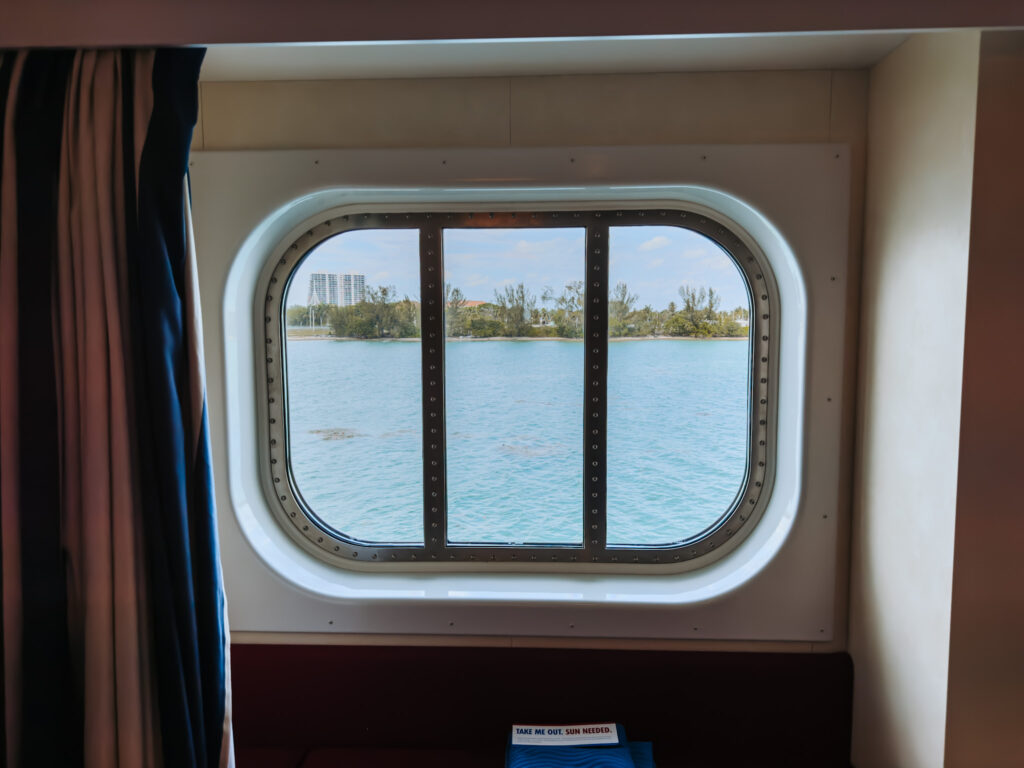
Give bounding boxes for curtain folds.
[0,48,231,768]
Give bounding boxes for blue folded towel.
[506,724,655,768]
[628,741,655,768]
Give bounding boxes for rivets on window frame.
[262,208,774,569]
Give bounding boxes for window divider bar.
[584,222,609,557]
[420,222,446,559]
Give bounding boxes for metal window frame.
[263,207,777,572]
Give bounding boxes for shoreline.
[286,333,749,342]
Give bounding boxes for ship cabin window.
[264,208,777,571]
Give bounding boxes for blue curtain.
[0,48,230,768]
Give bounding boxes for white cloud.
[647,258,665,268]
[638,236,671,251]
[513,235,582,256]
[700,252,738,273]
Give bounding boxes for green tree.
[286,305,310,327]
[543,281,584,338]
[664,312,696,337]
[445,283,467,337]
[627,304,661,336]
[392,297,421,338]
[297,302,332,329]
[492,283,536,337]
[608,282,638,337]
[466,315,504,337]
[667,284,748,337]
[326,285,419,339]
[703,287,721,324]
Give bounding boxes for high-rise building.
[340,273,366,306]
[307,271,366,306]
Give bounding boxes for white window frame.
[189,145,847,641]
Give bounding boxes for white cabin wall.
[195,68,867,651]
[849,30,980,768]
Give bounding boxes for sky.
[285,225,750,312]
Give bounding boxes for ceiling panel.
[201,33,909,81]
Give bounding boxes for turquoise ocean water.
[285,339,749,547]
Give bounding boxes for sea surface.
[285,338,749,547]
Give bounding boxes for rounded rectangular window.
[264,209,775,570]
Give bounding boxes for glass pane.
[606,226,751,546]
[443,228,585,545]
[284,229,423,544]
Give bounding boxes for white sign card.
[511,723,619,746]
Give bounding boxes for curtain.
[0,49,231,768]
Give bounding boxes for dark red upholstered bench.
[233,645,853,767]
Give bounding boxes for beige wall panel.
[945,31,1024,768]
[196,71,852,150]
[850,31,979,768]
[201,78,510,149]
[509,71,831,145]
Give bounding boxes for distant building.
[340,273,366,306]
[307,272,366,306]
